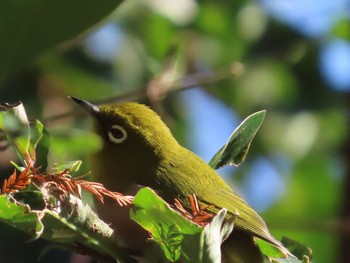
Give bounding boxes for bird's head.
[70,97,178,188]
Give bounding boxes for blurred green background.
[1,0,349,262]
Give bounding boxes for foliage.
[0,0,123,81]
[0,1,346,263]
[209,110,266,169]
[0,102,311,262]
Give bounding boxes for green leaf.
[44,194,135,262]
[281,237,312,261]
[268,257,310,263]
[52,160,82,175]
[0,102,51,169]
[0,0,123,81]
[130,187,202,262]
[12,191,46,211]
[29,120,51,171]
[259,236,312,263]
[202,208,234,262]
[257,238,287,259]
[130,187,235,263]
[209,110,266,169]
[0,194,44,238]
[0,101,31,163]
[50,129,102,158]
[0,190,133,262]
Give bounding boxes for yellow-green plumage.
[71,97,288,262]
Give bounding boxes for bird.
[70,96,289,262]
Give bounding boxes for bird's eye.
[108,125,127,144]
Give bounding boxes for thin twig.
[43,62,244,124]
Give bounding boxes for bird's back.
[155,145,286,253]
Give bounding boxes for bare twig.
[44,62,244,124]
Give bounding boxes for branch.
[43,62,244,124]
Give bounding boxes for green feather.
[72,98,290,259]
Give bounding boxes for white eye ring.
[108,125,127,144]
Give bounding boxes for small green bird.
[71,97,289,262]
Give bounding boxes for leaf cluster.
[0,102,311,262]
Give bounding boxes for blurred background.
[1,0,350,262]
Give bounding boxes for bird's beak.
[69,96,100,115]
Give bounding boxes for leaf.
[130,187,202,262]
[130,187,235,263]
[281,237,312,260]
[0,190,134,262]
[0,102,51,168]
[209,110,266,169]
[12,191,46,211]
[52,160,82,175]
[29,120,51,172]
[259,236,312,263]
[0,0,123,81]
[268,257,310,263]
[257,238,288,259]
[0,101,31,163]
[0,194,44,238]
[202,208,234,263]
[44,194,135,262]
[50,129,102,158]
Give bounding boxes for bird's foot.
[174,194,214,226]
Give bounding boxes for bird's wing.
[157,147,288,255]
